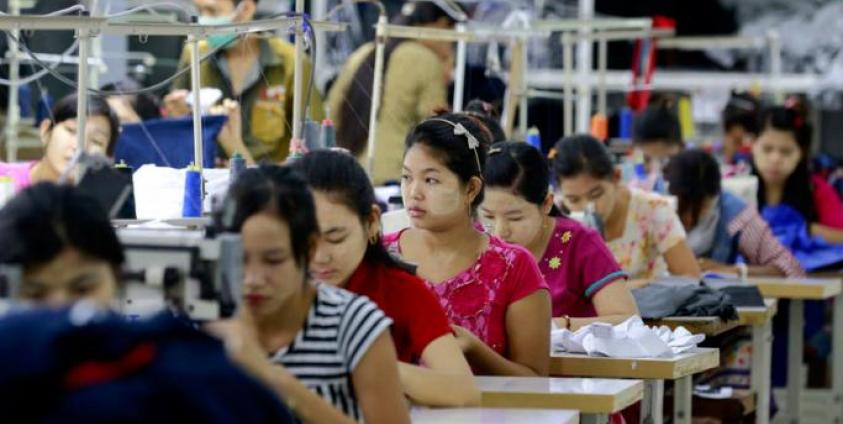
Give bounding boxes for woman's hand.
[451,325,481,355]
[205,311,274,385]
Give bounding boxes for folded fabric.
[551,316,705,358]
[762,204,843,272]
[633,282,739,320]
[114,115,227,170]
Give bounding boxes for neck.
[526,216,555,260]
[765,181,785,206]
[256,281,316,348]
[417,218,483,252]
[29,160,61,184]
[604,186,630,240]
[225,36,261,59]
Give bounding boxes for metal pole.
[768,30,783,104]
[519,37,529,136]
[189,34,204,175]
[291,0,305,139]
[562,32,574,137]
[452,22,467,112]
[89,0,101,88]
[4,0,20,161]
[313,0,328,92]
[75,26,91,182]
[576,0,594,134]
[366,15,387,178]
[597,37,607,116]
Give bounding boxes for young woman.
[328,2,456,183]
[721,91,761,167]
[481,141,638,330]
[215,165,410,423]
[292,149,479,407]
[633,100,684,175]
[664,149,804,278]
[0,182,124,306]
[0,94,120,192]
[384,114,551,377]
[551,135,701,282]
[752,105,843,243]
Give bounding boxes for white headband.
[427,118,483,176]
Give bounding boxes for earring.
[369,233,379,245]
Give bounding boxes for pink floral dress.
[384,230,548,356]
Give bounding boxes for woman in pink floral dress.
[384,114,550,376]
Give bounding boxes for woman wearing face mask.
[291,149,479,407]
[328,2,457,184]
[664,149,804,278]
[0,94,120,192]
[632,99,684,187]
[480,142,638,330]
[552,135,700,283]
[0,183,123,307]
[384,114,551,377]
[214,165,409,424]
[752,105,843,244]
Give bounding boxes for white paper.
[551,316,705,358]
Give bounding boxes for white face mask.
[687,196,721,256]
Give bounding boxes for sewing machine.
[117,228,243,321]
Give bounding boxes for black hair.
[551,134,615,182]
[405,113,491,209]
[722,91,760,134]
[464,99,506,143]
[753,105,816,222]
[0,183,125,276]
[664,149,722,228]
[100,79,162,122]
[48,94,121,156]
[336,2,457,155]
[216,165,318,268]
[484,141,562,217]
[633,101,682,146]
[291,149,413,272]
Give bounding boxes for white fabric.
[550,316,705,358]
[133,165,230,219]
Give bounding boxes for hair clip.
[488,147,503,155]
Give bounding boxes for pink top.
[811,175,843,230]
[0,161,34,192]
[383,230,549,356]
[539,217,627,318]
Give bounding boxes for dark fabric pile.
[633,281,740,320]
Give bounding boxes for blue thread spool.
[526,127,541,151]
[303,119,321,151]
[182,164,202,217]
[321,119,336,148]
[618,107,633,140]
[229,152,246,183]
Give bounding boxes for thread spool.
[590,114,608,141]
[182,164,202,218]
[320,119,336,148]
[618,107,633,140]
[303,119,321,151]
[229,152,246,183]
[114,160,136,219]
[526,127,541,151]
[678,96,695,141]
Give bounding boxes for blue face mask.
[198,15,239,50]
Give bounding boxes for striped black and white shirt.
[270,284,392,421]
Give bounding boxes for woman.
[215,165,409,423]
[721,91,760,167]
[752,105,843,243]
[633,100,684,176]
[481,141,638,329]
[551,135,700,282]
[328,2,456,184]
[292,149,479,407]
[384,114,551,376]
[0,182,123,306]
[0,94,120,192]
[664,149,804,278]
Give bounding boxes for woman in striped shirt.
[664,149,804,278]
[213,165,410,424]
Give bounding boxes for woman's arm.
[554,282,639,331]
[811,223,843,244]
[398,334,480,407]
[351,331,411,424]
[664,241,702,277]
[457,290,551,376]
